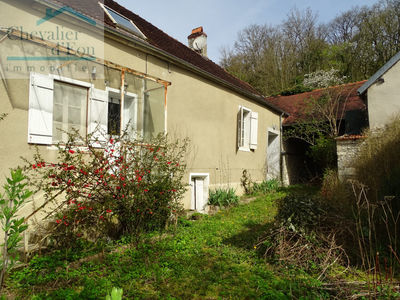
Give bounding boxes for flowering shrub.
[303,69,346,89]
[25,132,189,245]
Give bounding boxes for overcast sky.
[117,0,379,63]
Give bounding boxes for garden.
[1,118,400,299]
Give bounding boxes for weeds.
[7,190,329,299]
[258,191,348,280]
[208,187,239,207]
[251,179,280,195]
[0,169,32,289]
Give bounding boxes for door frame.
[189,173,210,212]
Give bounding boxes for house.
[0,0,284,216]
[333,51,400,180]
[265,81,367,183]
[358,51,400,129]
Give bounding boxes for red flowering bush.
[25,132,188,245]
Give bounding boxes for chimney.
[188,26,207,57]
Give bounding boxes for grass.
[5,188,329,299]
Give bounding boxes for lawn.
[5,188,328,299]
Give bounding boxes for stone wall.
[336,136,365,181]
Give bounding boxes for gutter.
[102,27,286,115]
[33,0,286,116]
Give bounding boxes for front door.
[190,175,209,212]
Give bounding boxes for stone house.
[0,0,285,219]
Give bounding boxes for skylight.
[100,3,146,39]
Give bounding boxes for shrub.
[354,118,400,205]
[351,119,400,260]
[258,191,347,277]
[275,193,325,231]
[208,188,239,207]
[278,84,312,96]
[0,168,32,288]
[307,135,337,174]
[320,169,352,217]
[25,131,189,246]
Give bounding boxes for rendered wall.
[0,0,281,215]
[367,61,400,129]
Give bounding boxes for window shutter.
[88,88,108,147]
[28,73,54,144]
[250,111,258,150]
[237,106,243,149]
[123,96,137,139]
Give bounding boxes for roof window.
[99,3,146,39]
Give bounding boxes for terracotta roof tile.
[265,81,367,125]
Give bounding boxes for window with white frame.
[106,88,138,139]
[99,3,146,39]
[237,105,258,151]
[52,81,88,143]
[27,72,138,146]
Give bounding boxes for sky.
[117,0,379,63]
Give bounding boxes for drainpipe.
[279,113,284,184]
[120,69,126,136]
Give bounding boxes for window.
[107,96,121,135]
[28,72,91,145]
[100,3,146,39]
[27,72,139,146]
[106,88,138,139]
[53,81,88,143]
[237,106,258,151]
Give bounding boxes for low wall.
[336,136,365,181]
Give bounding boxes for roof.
[33,0,284,114]
[358,51,400,95]
[265,81,367,125]
[336,135,366,141]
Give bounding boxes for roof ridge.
[106,0,263,97]
[267,80,368,99]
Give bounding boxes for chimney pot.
[188,26,208,57]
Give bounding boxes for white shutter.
[250,111,258,150]
[88,88,108,147]
[237,106,243,149]
[28,73,54,145]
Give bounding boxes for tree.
[220,1,400,96]
[283,70,351,172]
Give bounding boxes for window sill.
[238,147,251,152]
[46,145,91,152]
